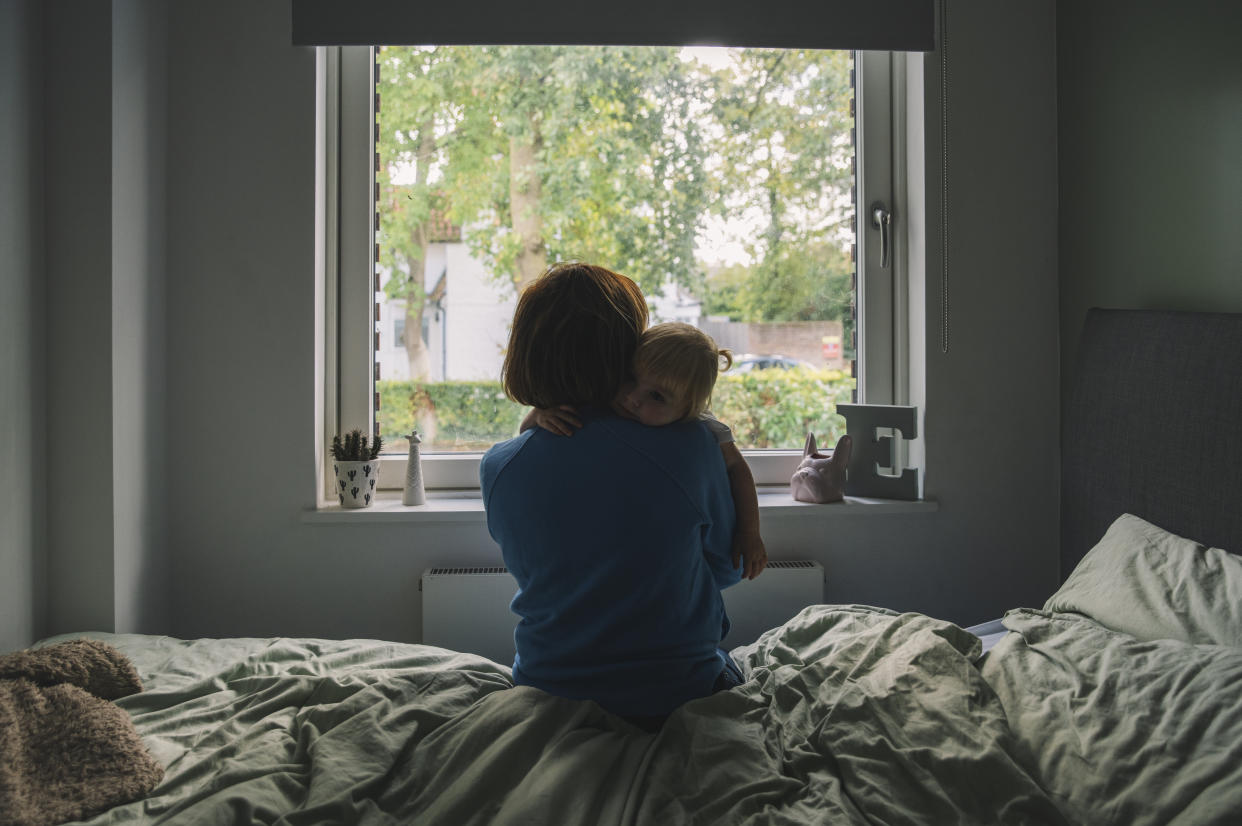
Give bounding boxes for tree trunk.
[403,120,436,379]
[509,120,546,293]
[404,290,432,379]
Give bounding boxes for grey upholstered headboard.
[1061,308,1242,581]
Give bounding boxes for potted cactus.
[332,429,383,508]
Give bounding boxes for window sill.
[302,488,938,525]
[754,487,938,516]
[305,490,487,524]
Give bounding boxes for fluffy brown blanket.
[0,638,143,700]
[0,641,163,826]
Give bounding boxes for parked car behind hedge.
[730,354,815,372]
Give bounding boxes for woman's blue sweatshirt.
[481,409,740,717]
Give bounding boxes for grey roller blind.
[292,0,936,51]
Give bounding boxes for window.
[327,46,905,492]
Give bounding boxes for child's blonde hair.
[633,322,733,422]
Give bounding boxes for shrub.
[713,369,854,449]
[378,380,527,451]
[377,369,855,452]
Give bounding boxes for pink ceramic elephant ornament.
[790,433,852,504]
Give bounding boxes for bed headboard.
[1061,308,1242,580]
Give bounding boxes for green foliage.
[743,244,852,323]
[378,380,527,451]
[709,49,854,261]
[712,369,855,449]
[705,242,853,327]
[332,429,383,461]
[376,45,856,311]
[378,45,712,298]
[376,48,466,304]
[700,263,749,319]
[378,371,854,453]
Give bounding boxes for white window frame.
[322,46,907,496]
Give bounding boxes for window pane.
[374,45,856,454]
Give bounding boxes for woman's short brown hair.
[502,262,649,409]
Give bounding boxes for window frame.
[323,46,906,497]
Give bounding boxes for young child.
[522,321,768,580]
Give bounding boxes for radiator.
[420,561,825,665]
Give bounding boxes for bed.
[8,308,1242,826]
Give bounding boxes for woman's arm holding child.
[720,441,767,580]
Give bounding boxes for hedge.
[377,380,524,452]
[712,369,854,449]
[377,369,855,453]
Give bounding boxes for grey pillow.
[1045,513,1242,647]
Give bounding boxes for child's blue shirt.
[480,408,740,717]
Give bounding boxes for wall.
[44,0,117,635]
[158,0,1059,643]
[0,1,46,651]
[111,0,170,633]
[1058,1,1242,388]
[803,0,1060,622]
[38,0,172,639]
[696,320,846,370]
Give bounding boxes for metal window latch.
[870,202,892,269]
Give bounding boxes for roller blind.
[292,0,936,51]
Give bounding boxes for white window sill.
[753,487,938,517]
[302,488,938,525]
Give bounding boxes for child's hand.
[531,405,582,437]
[731,531,768,580]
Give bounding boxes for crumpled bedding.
[48,606,1067,826]
[50,586,1242,826]
[975,514,1242,826]
[982,608,1242,826]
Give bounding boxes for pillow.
[1044,513,1242,646]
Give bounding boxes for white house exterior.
[379,243,708,382]
[648,278,703,324]
[377,241,517,382]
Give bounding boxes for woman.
[481,262,742,727]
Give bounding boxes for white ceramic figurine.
[790,433,852,504]
[403,430,426,506]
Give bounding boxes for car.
[730,354,814,372]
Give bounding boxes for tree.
[742,242,852,323]
[707,49,855,324]
[440,46,711,297]
[377,46,859,379]
[376,46,479,378]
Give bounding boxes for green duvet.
[40,515,1242,824]
[51,564,1242,825]
[982,609,1242,826]
[979,515,1242,826]
[52,606,1066,826]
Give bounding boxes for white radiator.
[420,561,824,665]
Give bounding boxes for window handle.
[871,202,892,269]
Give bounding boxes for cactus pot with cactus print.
[334,460,379,508]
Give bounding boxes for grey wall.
[112,0,170,634]
[0,0,47,652]
[45,0,117,636]
[36,0,173,641]
[1058,1,1242,388]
